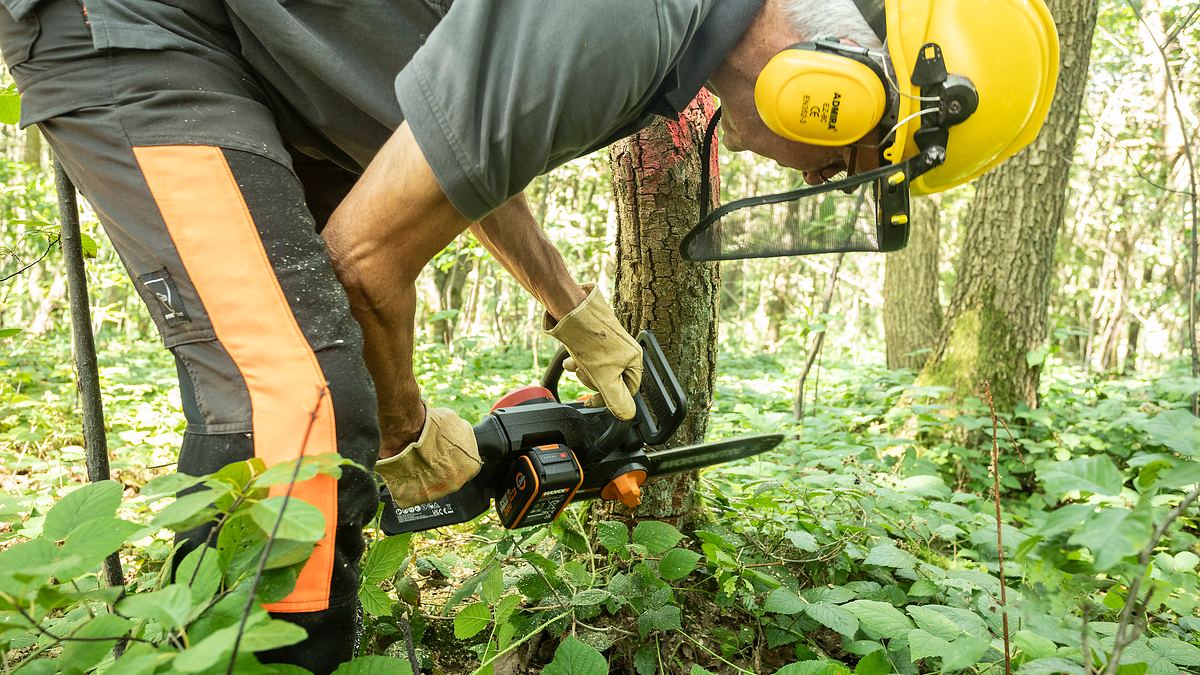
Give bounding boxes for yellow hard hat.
[873,0,1060,194]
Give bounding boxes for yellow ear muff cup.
[755,49,888,146]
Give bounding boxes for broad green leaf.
[332,655,414,675]
[1145,409,1200,456]
[844,600,913,639]
[907,605,963,640]
[597,521,628,552]
[256,454,348,488]
[238,618,308,652]
[454,602,490,639]
[333,653,412,672]
[1037,503,1095,537]
[923,605,989,637]
[802,586,857,604]
[658,548,701,581]
[0,328,23,339]
[908,628,952,662]
[863,544,918,569]
[1012,629,1058,659]
[361,534,412,584]
[151,490,223,531]
[58,517,141,578]
[543,635,608,675]
[0,87,20,125]
[141,473,208,499]
[775,661,851,675]
[632,521,684,555]
[785,530,819,552]
[59,614,131,672]
[690,666,716,675]
[572,588,612,607]
[482,565,504,604]
[177,545,221,606]
[1017,657,1087,675]
[941,635,991,671]
[637,605,681,638]
[118,583,192,630]
[44,480,122,540]
[1149,636,1200,666]
[854,650,890,675]
[249,496,326,543]
[1068,505,1153,571]
[78,232,98,258]
[635,645,658,675]
[358,584,392,617]
[804,603,858,637]
[763,588,807,615]
[494,593,522,624]
[1039,456,1124,497]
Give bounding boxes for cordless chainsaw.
[380,330,783,535]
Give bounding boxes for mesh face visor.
[681,108,924,262]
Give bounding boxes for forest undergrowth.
[1,331,1198,674]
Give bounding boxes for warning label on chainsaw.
[393,501,454,523]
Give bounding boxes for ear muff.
[755,42,889,147]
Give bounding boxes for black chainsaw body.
[380,330,781,534]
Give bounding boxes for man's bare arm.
[471,195,587,322]
[322,122,471,457]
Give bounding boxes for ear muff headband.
[755,40,889,147]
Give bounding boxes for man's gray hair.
[782,0,883,49]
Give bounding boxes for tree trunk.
[883,196,943,370]
[605,91,720,524]
[916,0,1098,410]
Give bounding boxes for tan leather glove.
[375,405,481,508]
[544,285,643,421]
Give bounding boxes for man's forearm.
[322,122,472,455]
[471,195,587,321]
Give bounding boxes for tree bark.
[605,91,720,524]
[883,196,943,370]
[916,0,1098,410]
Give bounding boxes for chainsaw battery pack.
[495,444,583,529]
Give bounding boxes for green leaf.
[59,614,131,672]
[906,605,963,640]
[1039,456,1124,497]
[637,605,681,638]
[1012,629,1058,659]
[908,628,952,662]
[58,517,141,577]
[333,655,414,675]
[256,454,348,488]
[940,635,991,671]
[249,496,327,543]
[542,635,608,675]
[454,602,491,639]
[785,530,819,552]
[632,521,684,555]
[1149,636,1200,666]
[494,593,521,624]
[658,548,701,581]
[0,327,23,339]
[572,588,612,607]
[804,603,859,637]
[597,521,628,553]
[176,545,221,605]
[1068,505,1153,571]
[239,618,308,652]
[844,600,913,639]
[1145,409,1200,456]
[358,584,392,617]
[482,565,504,604]
[863,544,918,569]
[151,490,223,531]
[1017,657,1086,675]
[1037,503,1095,537]
[141,473,209,499]
[775,662,851,675]
[118,583,192,630]
[854,649,890,675]
[44,480,122,540]
[361,534,412,585]
[79,232,98,259]
[0,87,20,125]
[634,646,658,675]
[763,588,807,615]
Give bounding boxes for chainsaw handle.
[541,345,571,401]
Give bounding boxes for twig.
[983,381,1012,675]
[469,610,571,675]
[0,234,59,283]
[1102,482,1200,674]
[226,386,328,675]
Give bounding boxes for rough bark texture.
[883,196,943,370]
[605,91,720,523]
[917,0,1098,410]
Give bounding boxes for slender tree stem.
[983,381,1012,675]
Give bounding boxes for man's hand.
[544,285,643,420]
[375,404,481,507]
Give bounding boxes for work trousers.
[1,1,381,671]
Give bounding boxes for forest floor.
[1,330,1198,674]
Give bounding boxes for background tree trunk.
[916,0,1098,410]
[883,196,943,370]
[605,91,720,524]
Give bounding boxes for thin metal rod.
[55,159,125,592]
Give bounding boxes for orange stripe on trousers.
[135,145,338,613]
